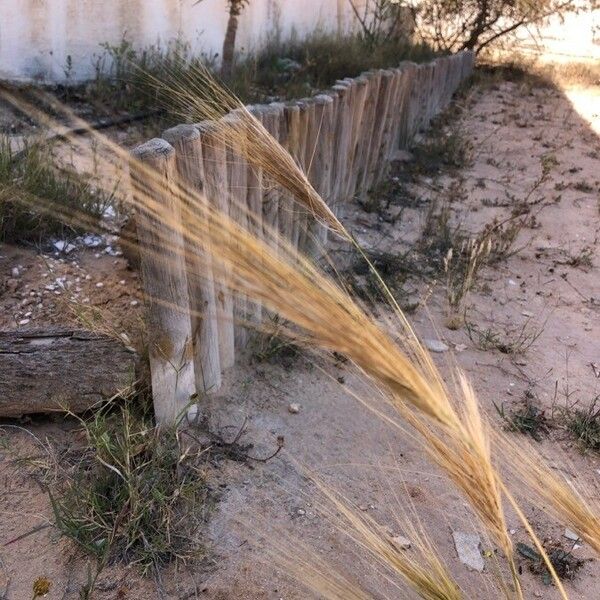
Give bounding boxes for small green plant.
[477,215,526,263]
[564,397,600,453]
[411,126,473,175]
[418,201,466,273]
[0,136,115,244]
[345,248,415,306]
[252,315,299,365]
[443,236,490,318]
[465,316,543,355]
[495,391,551,442]
[517,540,585,584]
[50,402,210,582]
[563,246,594,270]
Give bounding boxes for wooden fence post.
[392,63,414,151]
[130,139,197,424]
[297,98,317,254]
[329,82,352,213]
[222,111,250,351]
[245,105,265,323]
[162,124,222,394]
[282,102,303,250]
[383,66,405,161]
[304,94,334,257]
[345,75,369,200]
[196,121,236,370]
[366,69,395,190]
[354,71,381,201]
[294,99,312,254]
[258,103,283,251]
[271,102,295,244]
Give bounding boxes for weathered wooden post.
[130,138,197,424]
[245,105,265,323]
[345,74,369,200]
[277,102,298,249]
[162,124,222,394]
[196,121,236,370]
[282,102,303,249]
[297,98,317,254]
[303,94,334,257]
[294,99,312,254]
[354,71,381,201]
[222,111,250,351]
[329,81,352,213]
[258,103,283,251]
[395,62,417,150]
[365,69,395,190]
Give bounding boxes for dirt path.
[1,70,599,599]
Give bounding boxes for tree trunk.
[221,7,240,79]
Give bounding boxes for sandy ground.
[1,70,600,599]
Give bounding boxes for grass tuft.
[564,397,600,454]
[0,135,114,244]
[50,402,210,580]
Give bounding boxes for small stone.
[82,234,103,248]
[288,403,300,414]
[18,318,30,326]
[11,267,20,278]
[95,282,104,288]
[452,531,484,572]
[455,344,467,352]
[521,310,534,317]
[54,240,76,254]
[424,339,449,353]
[391,535,411,550]
[296,508,306,516]
[119,279,126,285]
[564,528,580,542]
[130,300,139,307]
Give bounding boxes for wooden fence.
[130,51,475,423]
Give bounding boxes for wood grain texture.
[162,124,222,394]
[130,138,198,424]
[222,111,250,351]
[0,329,136,417]
[196,121,236,370]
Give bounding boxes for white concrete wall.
[0,0,359,83]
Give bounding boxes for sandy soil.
[1,70,600,599]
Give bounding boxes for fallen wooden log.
[0,329,137,417]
